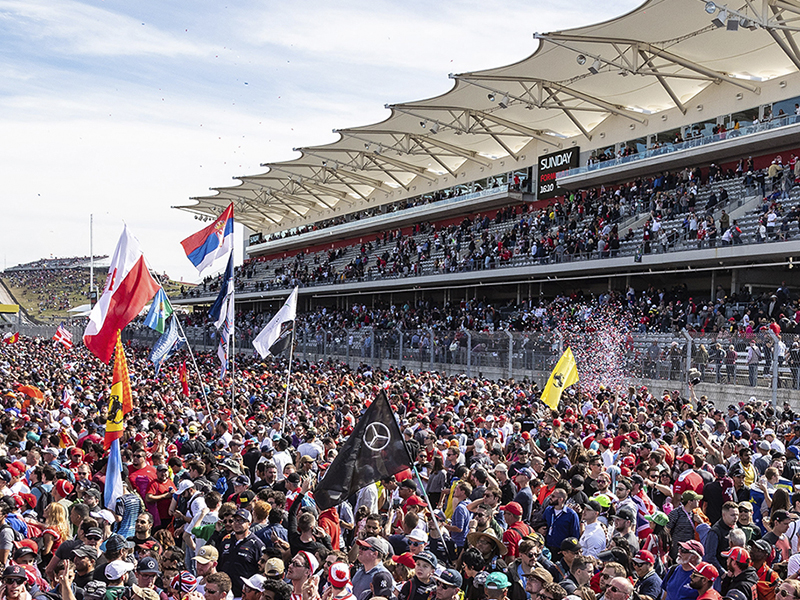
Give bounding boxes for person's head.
[632,550,655,578]
[605,577,633,600]
[721,501,739,528]
[433,569,462,600]
[519,538,538,568]
[560,538,581,566]
[287,551,318,583]
[723,547,751,575]
[682,490,702,509]
[772,510,796,535]
[135,511,153,537]
[135,556,161,589]
[526,567,554,598]
[571,557,593,587]
[363,514,383,537]
[583,500,601,524]
[615,478,631,501]
[242,574,267,600]
[484,572,513,600]
[454,481,473,501]
[232,508,252,537]
[500,502,523,525]
[1,565,28,599]
[550,488,567,509]
[728,528,747,549]
[412,551,437,582]
[192,545,220,577]
[599,563,626,592]
[206,573,234,600]
[539,582,567,600]
[614,508,635,535]
[689,563,719,594]
[748,540,771,567]
[357,536,390,567]
[737,502,753,524]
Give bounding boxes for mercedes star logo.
[363,422,392,452]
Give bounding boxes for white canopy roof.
[178,0,800,232]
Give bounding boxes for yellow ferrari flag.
[105,334,132,449]
[541,347,579,410]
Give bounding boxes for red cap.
[722,547,750,564]
[633,550,655,565]
[679,540,705,556]
[599,439,612,447]
[664,421,675,430]
[499,502,522,516]
[692,562,720,581]
[405,496,426,507]
[678,455,695,467]
[55,480,74,497]
[553,419,562,427]
[392,553,416,569]
[521,432,530,440]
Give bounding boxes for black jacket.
[721,566,759,600]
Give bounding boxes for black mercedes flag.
[315,391,412,510]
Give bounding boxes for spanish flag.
[105,334,132,449]
[541,347,579,410]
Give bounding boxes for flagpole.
[280,322,296,435]
[412,465,444,540]
[173,314,211,416]
[230,287,236,416]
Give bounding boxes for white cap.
[241,574,267,592]
[105,559,135,581]
[407,528,428,543]
[176,479,195,494]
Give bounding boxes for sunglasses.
[86,535,102,541]
[779,590,799,598]
[3,579,24,586]
[525,552,537,559]
[609,586,623,594]
[600,574,612,580]
[409,541,424,546]
[437,583,454,590]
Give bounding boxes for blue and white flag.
[144,288,173,334]
[208,252,234,378]
[148,315,185,375]
[105,438,124,510]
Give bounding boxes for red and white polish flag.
[83,226,160,363]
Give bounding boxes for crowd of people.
[180,158,783,300]
[3,309,800,600]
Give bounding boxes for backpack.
[31,482,53,520]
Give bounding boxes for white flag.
[253,287,298,358]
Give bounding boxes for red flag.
[179,360,189,396]
[2,332,19,345]
[83,227,159,363]
[53,323,73,349]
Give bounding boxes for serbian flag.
[105,334,133,450]
[2,332,18,345]
[179,360,189,396]
[83,227,160,363]
[180,203,234,275]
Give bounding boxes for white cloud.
[0,0,204,57]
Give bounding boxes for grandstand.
[172,0,800,406]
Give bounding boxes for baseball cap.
[83,581,107,600]
[433,569,463,588]
[234,508,252,523]
[371,571,394,594]
[192,545,219,564]
[234,475,251,487]
[55,480,74,497]
[392,553,416,569]
[680,540,705,556]
[722,547,751,564]
[137,557,160,575]
[241,574,267,593]
[176,479,195,494]
[585,500,602,513]
[682,490,702,502]
[485,572,511,590]
[155,464,169,472]
[105,534,134,554]
[645,511,669,527]
[494,463,508,472]
[407,528,428,543]
[693,562,720,581]
[265,558,285,577]
[356,536,392,556]
[616,507,636,522]
[516,467,534,479]
[296,550,319,573]
[633,550,655,565]
[73,545,100,560]
[105,559,135,581]
[2,565,25,581]
[724,592,748,600]
[678,455,695,466]
[560,538,581,553]
[328,563,350,588]
[413,550,438,569]
[498,502,522,516]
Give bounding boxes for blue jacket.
[543,505,580,550]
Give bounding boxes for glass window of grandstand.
[683,119,716,140]
[627,136,647,155]
[770,96,800,122]
[724,107,759,133]
[510,169,529,191]
[588,145,616,166]
[651,127,683,147]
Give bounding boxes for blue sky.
[0,0,638,282]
